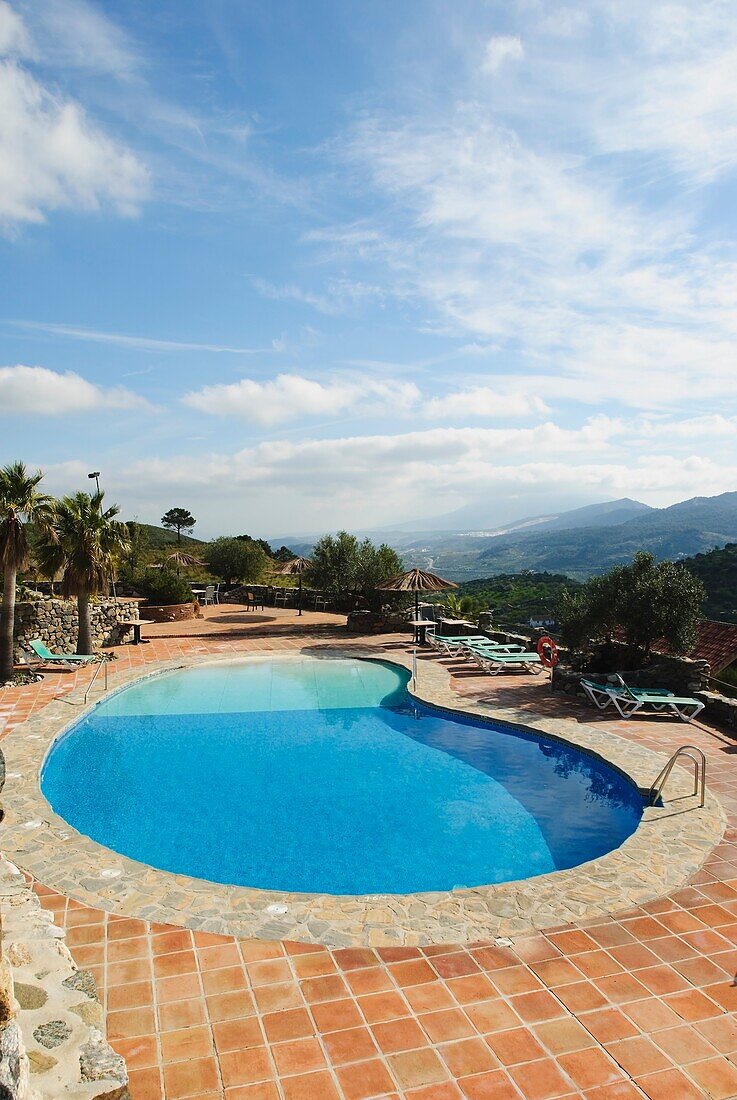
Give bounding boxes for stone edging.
[0,645,726,948]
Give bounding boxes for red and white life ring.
[537,635,559,668]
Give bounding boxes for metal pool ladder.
[649,745,706,809]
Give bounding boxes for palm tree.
[0,462,53,682]
[37,491,130,655]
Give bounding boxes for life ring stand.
[537,635,559,668]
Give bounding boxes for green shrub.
[130,567,193,605]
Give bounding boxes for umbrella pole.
[298,576,303,616]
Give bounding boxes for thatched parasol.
[376,568,458,622]
[165,550,205,569]
[273,556,313,616]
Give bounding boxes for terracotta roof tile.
[656,619,737,675]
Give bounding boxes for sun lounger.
[428,633,491,654]
[460,639,526,656]
[472,650,543,675]
[28,640,96,668]
[580,676,703,721]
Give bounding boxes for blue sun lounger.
[28,639,96,668]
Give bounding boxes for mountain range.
[395,492,737,580]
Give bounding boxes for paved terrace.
[2,628,737,1100]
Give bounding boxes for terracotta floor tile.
[458,1069,521,1098]
[209,990,261,1020]
[419,1009,476,1044]
[634,965,689,996]
[445,974,497,1005]
[281,1070,341,1100]
[438,1037,498,1077]
[219,1045,274,1088]
[574,952,624,980]
[486,1026,546,1066]
[202,965,248,996]
[345,967,395,997]
[300,974,349,1003]
[152,929,193,956]
[252,982,302,1014]
[107,1005,156,1040]
[508,1056,576,1099]
[126,1066,164,1100]
[107,935,149,962]
[224,1084,280,1100]
[695,1014,737,1053]
[555,981,609,1014]
[153,949,198,979]
[652,1024,717,1064]
[262,1007,314,1044]
[621,997,682,1032]
[323,1025,378,1066]
[240,941,286,962]
[198,943,243,971]
[579,1008,638,1045]
[663,988,722,1022]
[510,989,567,1024]
[432,954,481,980]
[635,1066,707,1100]
[163,1055,220,1098]
[405,1084,464,1100]
[335,1057,396,1099]
[358,990,410,1024]
[465,998,520,1034]
[213,1016,264,1053]
[107,957,152,986]
[686,1055,737,1099]
[107,979,153,1011]
[595,972,649,1005]
[332,947,379,971]
[389,959,437,987]
[372,1016,428,1054]
[247,958,294,986]
[605,1037,671,1077]
[272,1036,327,1076]
[110,1034,159,1070]
[158,997,208,1032]
[160,1024,213,1063]
[534,1017,596,1055]
[291,952,339,979]
[155,972,202,1004]
[489,966,544,996]
[530,958,582,987]
[557,1048,624,1090]
[311,997,364,1032]
[389,1047,448,1090]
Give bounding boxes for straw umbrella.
[376,568,458,632]
[274,557,313,616]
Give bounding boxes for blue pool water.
[41,658,643,894]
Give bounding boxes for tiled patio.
[3,632,737,1099]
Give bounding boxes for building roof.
[656,619,737,675]
[691,620,737,674]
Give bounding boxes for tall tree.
[37,492,130,654]
[0,462,53,681]
[206,537,268,584]
[161,507,196,544]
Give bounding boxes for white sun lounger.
[580,677,703,722]
[471,649,543,675]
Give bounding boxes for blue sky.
[1,0,736,538]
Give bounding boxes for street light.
[88,471,101,494]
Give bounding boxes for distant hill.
[457,572,581,626]
[682,543,737,623]
[474,492,737,580]
[128,522,205,549]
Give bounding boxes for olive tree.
[207,537,268,584]
[557,551,704,661]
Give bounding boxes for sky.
[1,0,737,539]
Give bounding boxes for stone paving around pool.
[2,630,737,1099]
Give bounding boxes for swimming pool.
[41,657,643,895]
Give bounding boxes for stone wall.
[695,689,737,732]
[0,855,128,1099]
[13,598,140,662]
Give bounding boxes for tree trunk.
[76,592,93,655]
[0,563,17,682]
[177,527,181,544]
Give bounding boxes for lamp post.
[88,471,101,494]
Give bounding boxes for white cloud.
[0,0,30,55]
[422,387,549,421]
[481,35,523,74]
[183,374,420,426]
[27,0,141,78]
[9,320,273,355]
[0,364,148,414]
[0,3,148,228]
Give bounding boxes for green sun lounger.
[580,676,703,722]
[28,639,96,666]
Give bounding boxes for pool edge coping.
[0,643,726,948]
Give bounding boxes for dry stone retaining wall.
[13,599,139,662]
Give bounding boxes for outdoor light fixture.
[88,471,101,493]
